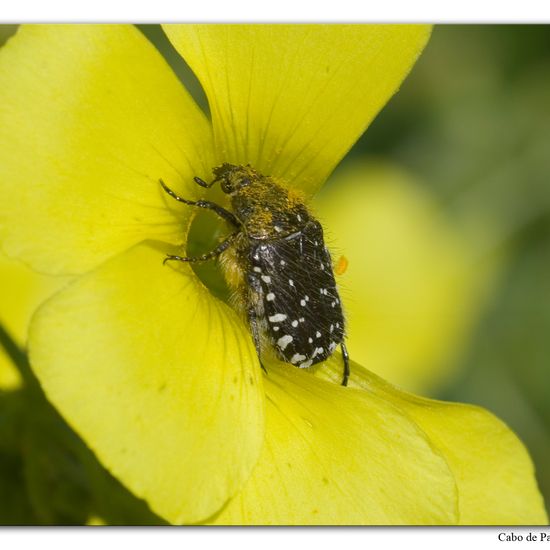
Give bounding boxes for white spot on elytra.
[269,313,287,323]
[253,267,262,273]
[297,214,302,222]
[291,353,306,364]
[316,331,322,338]
[300,299,306,306]
[261,275,272,284]
[299,359,313,369]
[312,347,324,359]
[274,225,282,232]
[266,293,275,301]
[280,260,286,266]
[305,295,310,301]
[291,320,298,327]
[289,279,294,287]
[273,326,280,331]
[331,301,336,307]
[299,317,305,323]
[320,263,325,271]
[277,335,293,350]
[329,341,337,352]
[308,337,313,344]
[330,324,334,333]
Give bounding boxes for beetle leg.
[159,179,240,228]
[340,342,350,387]
[247,274,268,375]
[248,306,268,375]
[163,231,239,265]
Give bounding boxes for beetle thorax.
[230,181,309,240]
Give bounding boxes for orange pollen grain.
[334,255,349,276]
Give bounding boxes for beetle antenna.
[194,176,217,188]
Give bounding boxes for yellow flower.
[0,24,546,525]
[0,253,67,390]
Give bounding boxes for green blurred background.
[0,24,549,523]
[355,25,550,509]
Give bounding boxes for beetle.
[160,163,350,386]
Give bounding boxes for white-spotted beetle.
[160,164,350,386]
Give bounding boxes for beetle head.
[213,163,257,194]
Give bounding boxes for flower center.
[186,209,232,302]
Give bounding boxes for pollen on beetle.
[334,255,349,276]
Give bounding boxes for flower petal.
[210,362,458,525]
[0,25,214,275]
[0,253,69,389]
[28,242,265,524]
[316,358,549,525]
[163,24,431,195]
[314,161,498,393]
